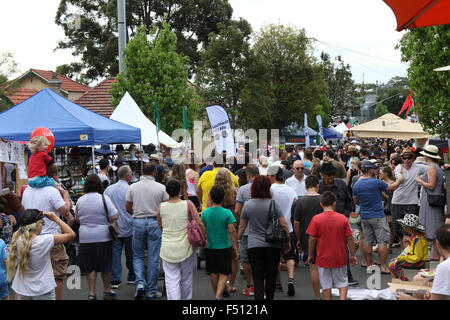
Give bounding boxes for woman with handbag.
[157,179,206,300]
[416,145,445,260]
[237,175,290,300]
[75,174,119,300]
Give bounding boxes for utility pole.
[118,0,126,73]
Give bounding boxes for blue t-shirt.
[0,239,7,285]
[353,178,388,219]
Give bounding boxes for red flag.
[346,122,351,129]
[398,90,413,116]
[405,98,415,117]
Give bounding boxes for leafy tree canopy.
[55,0,235,83]
[397,25,449,138]
[110,23,201,136]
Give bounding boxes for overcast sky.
[0,0,408,84]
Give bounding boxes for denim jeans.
[111,236,135,283]
[132,218,162,294]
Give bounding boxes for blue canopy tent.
[0,88,141,146]
[323,127,343,140]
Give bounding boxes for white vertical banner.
[304,113,310,148]
[206,105,237,157]
[316,114,325,145]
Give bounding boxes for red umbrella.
[383,0,450,31]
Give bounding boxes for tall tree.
[195,19,253,128]
[55,0,234,83]
[0,51,18,112]
[110,23,201,136]
[240,24,327,131]
[397,25,449,137]
[320,53,358,118]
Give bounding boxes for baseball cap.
[361,160,377,170]
[156,165,166,174]
[267,165,282,176]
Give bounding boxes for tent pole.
[140,144,144,176]
[92,146,96,174]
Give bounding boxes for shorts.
[51,243,69,279]
[240,235,249,262]
[0,281,8,299]
[205,247,232,275]
[361,217,390,245]
[317,266,348,290]
[17,289,55,300]
[282,232,297,262]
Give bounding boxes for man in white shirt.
[268,165,298,296]
[397,224,450,300]
[391,147,427,248]
[21,164,73,300]
[285,160,308,198]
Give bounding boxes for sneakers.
[287,281,295,297]
[276,283,283,292]
[134,283,146,300]
[127,280,135,285]
[111,281,121,289]
[348,279,359,287]
[242,286,255,296]
[146,291,163,300]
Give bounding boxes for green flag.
[183,105,189,131]
[154,98,161,133]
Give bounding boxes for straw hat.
[420,145,441,160]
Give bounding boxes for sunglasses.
[294,167,305,170]
[402,157,413,160]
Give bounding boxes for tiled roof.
[3,88,38,105]
[74,77,116,118]
[30,69,91,93]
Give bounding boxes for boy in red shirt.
[307,191,358,300]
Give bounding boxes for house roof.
[30,69,90,93]
[3,88,38,105]
[74,77,116,118]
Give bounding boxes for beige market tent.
[345,113,433,139]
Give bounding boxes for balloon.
[30,127,55,153]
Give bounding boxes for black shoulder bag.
[265,200,289,244]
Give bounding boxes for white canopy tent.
[334,122,348,134]
[110,92,184,148]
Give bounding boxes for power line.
[310,38,408,65]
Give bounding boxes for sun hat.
[414,156,427,165]
[420,145,441,160]
[396,214,425,232]
[95,144,116,155]
[347,145,357,154]
[20,209,44,227]
[401,146,414,156]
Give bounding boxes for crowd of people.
[0,137,449,301]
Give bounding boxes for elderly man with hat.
[391,146,428,249]
[353,160,405,274]
[416,145,445,260]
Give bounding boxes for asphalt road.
[58,245,407,300]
